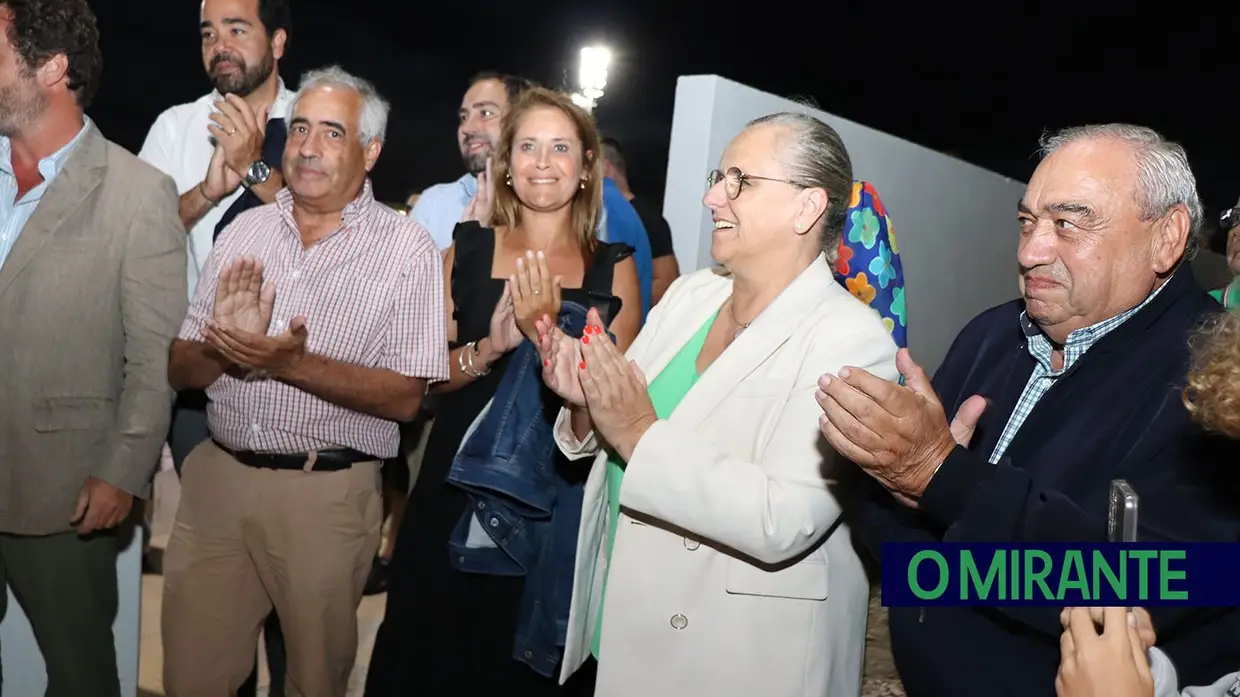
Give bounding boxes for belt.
[212,439,374,472]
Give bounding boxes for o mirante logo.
[879,543,1240,607]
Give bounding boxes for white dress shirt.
[138,80,295,298]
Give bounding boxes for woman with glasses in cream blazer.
[533,112,900,697]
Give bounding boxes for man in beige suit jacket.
[0,2,186,695]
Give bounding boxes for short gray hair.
[1038,124,1204,260]
[746,111,853,261]
[290,65,390,145]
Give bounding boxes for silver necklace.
[727,298,750,338]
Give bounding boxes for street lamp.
[571,45,612,113]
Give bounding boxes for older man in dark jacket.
[817,123,1240,697]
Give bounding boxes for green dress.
[590,311,717,659]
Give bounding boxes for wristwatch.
[241,159,272,189]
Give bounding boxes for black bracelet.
[198,182,219,205]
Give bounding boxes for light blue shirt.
[0,117,92,270]
[411,173,476,250]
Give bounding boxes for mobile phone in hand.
[1108,479,1139,543]
[1108,479,1139,616]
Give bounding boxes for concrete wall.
[662,75,1028,373]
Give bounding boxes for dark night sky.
[89,1,1239,249]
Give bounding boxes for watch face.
[248,160,271,183]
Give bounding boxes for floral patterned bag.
[834,181,907,348]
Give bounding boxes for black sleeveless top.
[413,221,633,496]
[370,225,633,695]
[450,221,633,343]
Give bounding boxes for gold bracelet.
[459,341,491,378]
[467,341,492,377]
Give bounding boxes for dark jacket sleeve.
[855,475,940,563]
[919,420,1240,641]
[852,312,991,559]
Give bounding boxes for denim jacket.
[446,300,593,678]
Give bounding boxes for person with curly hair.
[1055,311,1240,697]
[1184,312,1240,438]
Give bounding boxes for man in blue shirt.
[599,176,653,320]
[411,71,531,250]
[602,137,679,305]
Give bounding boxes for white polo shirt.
[138,79,295,298]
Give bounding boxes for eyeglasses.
[1220,206,1240,232]
[707,166,802,201]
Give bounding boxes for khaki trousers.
[161,440,382,697]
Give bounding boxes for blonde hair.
[1184,311,1240,439]
[489,87,603,257]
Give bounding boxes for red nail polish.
[539,334,546,343]
[582,335,590,344]
[578,360,586,370]
[543,359,549,367]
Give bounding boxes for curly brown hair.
[1184,311,1240,439]
[2,0,102,108]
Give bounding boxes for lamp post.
[571,45,612,113]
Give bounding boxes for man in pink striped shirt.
[160,65,449,696]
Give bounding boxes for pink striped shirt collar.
[274,177,377,238]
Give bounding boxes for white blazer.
[553,256,900,697]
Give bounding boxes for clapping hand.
[202,143,242,203]
[208,93,268,175]
[579,318,656,461]
[487,281,525,354]
[815,349,987,504]
[1055,607,1155,697]
[202,257,307,377]
[203,317,308,378]
[211,257,274,332]
[511,250,562,343]
[535,307,608,407]
[461,157,495,226]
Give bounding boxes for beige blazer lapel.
[0,123,106,298]
[669,255,837,431]
[634,269,733,383]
